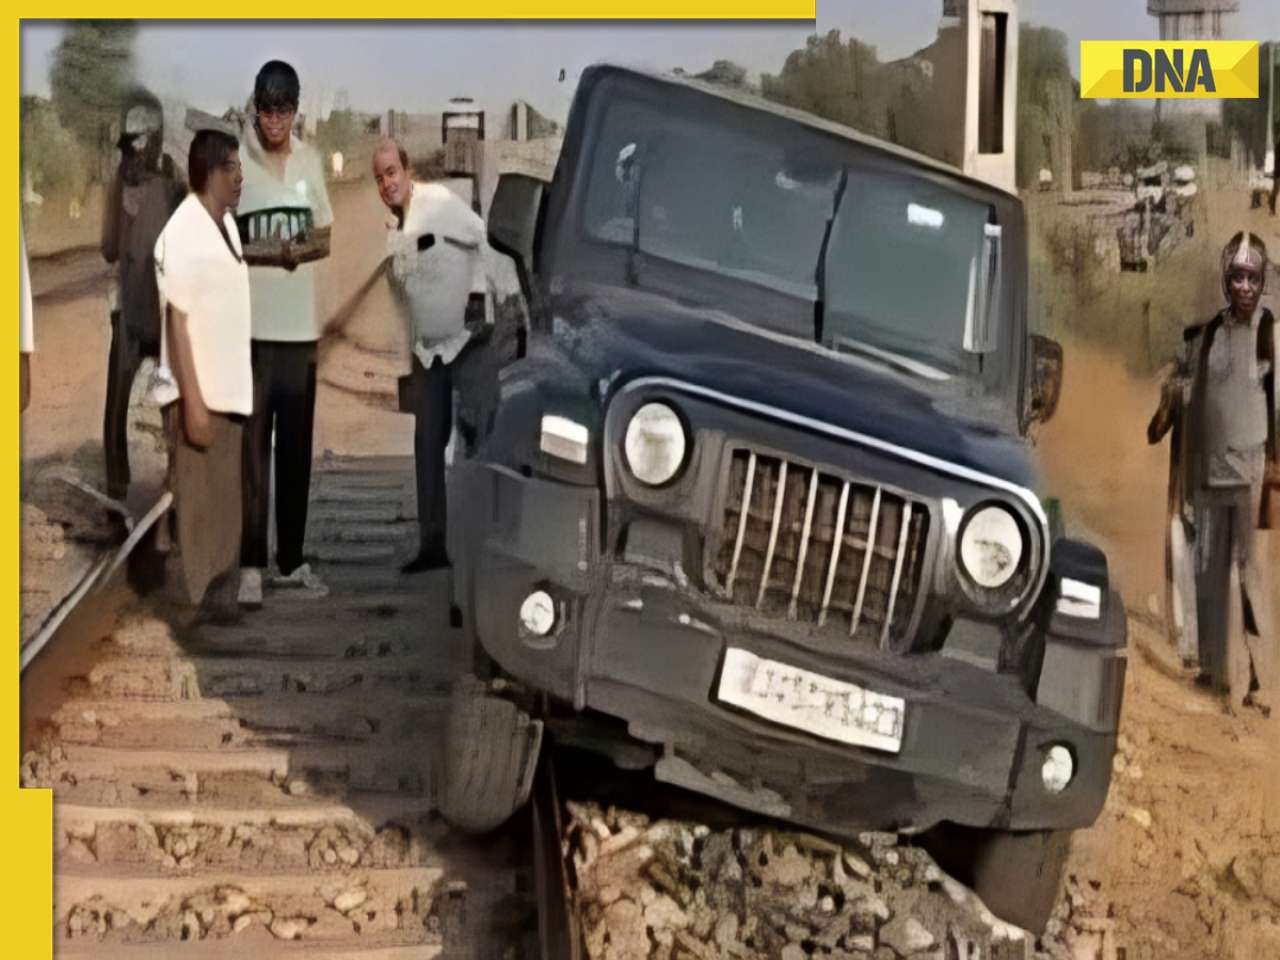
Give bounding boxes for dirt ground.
[19,169,1280,958]
[1027,197,1280,958]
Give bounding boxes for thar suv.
[444,65,1126,931]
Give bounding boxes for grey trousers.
[1196,484,1272,699]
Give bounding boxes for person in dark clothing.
[101,88,186,501]
[1149,231,1278,710]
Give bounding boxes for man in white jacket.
[372,139,488,572]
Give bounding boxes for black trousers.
[103,311,159,500]
[409,356,453,557]
[241,340,317,575]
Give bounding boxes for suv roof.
[577,63,1017,200]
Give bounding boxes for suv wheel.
[969,829,1072,933]
[925,825,1072,933]
[439,675,544,834]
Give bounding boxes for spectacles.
[257,106,296,121]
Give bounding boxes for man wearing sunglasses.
[235,60,334,605]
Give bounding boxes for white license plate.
[715,648,906,754]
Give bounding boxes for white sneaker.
[270,562,329,598]
[238,567,264,608]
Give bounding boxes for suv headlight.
[624,402,687,486]
[958,504,1025,589]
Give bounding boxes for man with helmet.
[1150,231,1279,708]
[101,87,185,502]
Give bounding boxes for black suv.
[444,65,1126,931]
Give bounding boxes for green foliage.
[48,20,137,180]
[1221,40,1271,166]
[20,96,88,197]
[1016,27,1075,189]
[695,60,750,90]
[760,30,891,135]
[316,108,358,158]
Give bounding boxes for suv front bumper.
[450,462,1126,837]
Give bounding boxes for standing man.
[101,88,185,501]
[236,60,333,604]
[1152,231,1278,709]
[371,139,488,572]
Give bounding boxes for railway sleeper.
[56,868,450,949]
[49,696,447,751]
[57,812,437,874]
[77,656,452,701]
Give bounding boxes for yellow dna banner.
[1080,40,1259,99]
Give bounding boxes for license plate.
[715,648,906,754]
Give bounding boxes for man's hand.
[183,397,213,449]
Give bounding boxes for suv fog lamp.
[519,590,557,637]
[959,505,1024,589]
[1041,744,1074,794]
[540,415,590,465]
[1056,577,1102,620]
[624,403,687,486]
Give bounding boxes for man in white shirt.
[235,60,333,603]
[372,139,488,572]
[155,128,253,606]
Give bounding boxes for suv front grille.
[710,449,930,648]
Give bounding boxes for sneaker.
[238,567,264,608]
[271,562,329,598]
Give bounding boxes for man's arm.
[165,304,212,448]
[102,172,123,264]
[322,257,389,338]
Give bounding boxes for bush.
[21,97,89,198]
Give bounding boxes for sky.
[19,1,1280,121]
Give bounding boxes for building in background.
[1146,0,1238,40]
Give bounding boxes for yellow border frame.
[8,10,815,953]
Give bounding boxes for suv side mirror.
[488,173,544,286]
[1027,334,1064,426]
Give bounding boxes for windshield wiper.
[814,167,849,345]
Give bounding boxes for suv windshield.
[581,94,1000,379]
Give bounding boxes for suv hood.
[550,284,1039,491]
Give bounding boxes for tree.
[695,59,750,90]
[1221,40,1272,167]
[316,108,358,159]
[48,20,137,183]
[1016,27,1075,190]
[761,31,887,135]
[20,96,87,197]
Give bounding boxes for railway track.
[21,456,560,959]
[19,454,1074,960]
